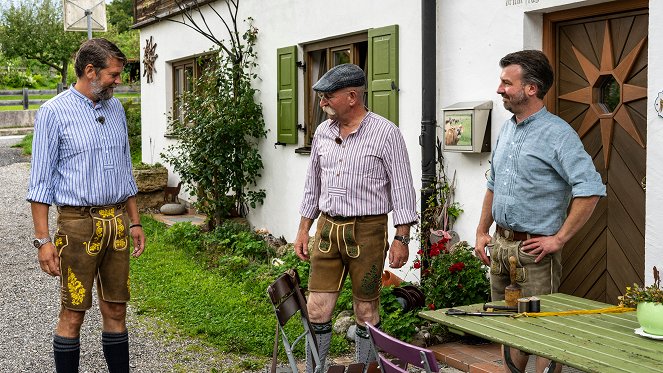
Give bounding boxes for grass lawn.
[0,105,40,111]
[131,217,315,366]
[0,94,54,100]
[11,133,32,155]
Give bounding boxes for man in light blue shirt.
[475,50,605,373]
[27,38,145,373]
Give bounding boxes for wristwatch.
[394,235,410,245]
[32,237,51,249]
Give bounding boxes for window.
[169,55,213,135]
[302,33,368,148]
[276,25,399,151]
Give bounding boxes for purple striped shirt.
[300,111,418,226]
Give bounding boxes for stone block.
[161,203,187,215]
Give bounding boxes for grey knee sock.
[355,323,378,365]
[306,321,332,373]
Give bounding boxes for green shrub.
[2,70,36,88]
[164,222,203,255]
[122,99,141,165]
[419,241,490,309]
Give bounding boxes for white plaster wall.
[138,0,423,281]
[646,0,663,286]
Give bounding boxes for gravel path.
[0,136,249,373]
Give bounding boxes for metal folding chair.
[267,269,320,373]
[365,322,439,373]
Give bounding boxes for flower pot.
[637,302,663,335]
[382,270,403,287]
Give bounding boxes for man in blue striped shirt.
[295,64,417,372]
[27,38,145,373]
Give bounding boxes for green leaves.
[0,0,84,84]
[421,243,490,309]
[162,34,267,227]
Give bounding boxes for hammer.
[504,255,522,308]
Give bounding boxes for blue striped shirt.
[488,107,606,236]
[26,85,138,206]
[300,111,418,226]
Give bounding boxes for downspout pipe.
[421,0,437,238]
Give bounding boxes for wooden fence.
[0,85,140,110]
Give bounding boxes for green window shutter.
[368,25,399,125]
[277,46,298,144]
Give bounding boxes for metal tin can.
[517,297,530,313]
[529,296,541,313]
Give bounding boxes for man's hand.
[294,217,313,261]
[474,232,492,265]
[388,240,408,268]
[130,226,146,257]
[521,235,563,263]
[38,242,60,276]
[294,230,310,261]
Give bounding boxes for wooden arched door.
[544,1,648,304]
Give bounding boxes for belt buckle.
[504,229,512,239]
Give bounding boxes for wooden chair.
[365,322,439,373]
[267,269,320,373]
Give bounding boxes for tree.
[0,0,84,85]
[104,0,139,61]
[107,0,134,34]
[160,0,267,228]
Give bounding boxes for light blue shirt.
[26,85,138,206]
[487,107,606,236]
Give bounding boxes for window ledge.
[295,146,311,155]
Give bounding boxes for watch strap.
[394,235,410,245]
[33,237,51,249]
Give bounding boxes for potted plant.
[619,267,663,336]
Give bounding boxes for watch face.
[33,239,41,248]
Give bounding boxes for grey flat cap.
[312,63,366,92]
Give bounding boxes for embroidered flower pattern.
[86,220,104,255]
[67,267,86,306]
[98,207,115,218]
[114,216,128,251]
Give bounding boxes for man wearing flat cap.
[294,63,417,372]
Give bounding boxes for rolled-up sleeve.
[384,130,418,226]
[26,107,59,205]
[555,130,606,198]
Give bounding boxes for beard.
[322,106,337,117]
[502,89,528,113]
[90,77,116,101]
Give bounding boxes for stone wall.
[0,110,36,127]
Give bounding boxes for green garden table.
[419,293,663,372]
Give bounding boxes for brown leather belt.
[496,225,542,241]
[58,202,126,215]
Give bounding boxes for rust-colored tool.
[504,255,522,308]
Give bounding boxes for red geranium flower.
[457,283,463,289]
[413,260,421,269]
[428,303,436,310]
[430,247,441,257]
[449,262,466,273]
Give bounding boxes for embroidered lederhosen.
[55,204,130,310]
[308,213,388,301]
